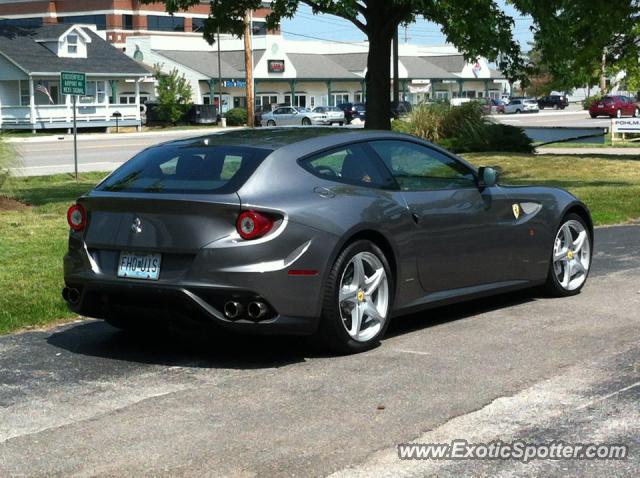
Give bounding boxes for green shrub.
[582,95,602,110]
[225,108,247,126]
[393,101,533,153]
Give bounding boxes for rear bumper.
[62,278,318,335]
[63,219,341,335]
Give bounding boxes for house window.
[60,14,107,30]
[256,95,278,109]
[147,15,185,32]
[284,94,306,108]
[354,91,364,103]
[80,81,107,104]
[332,93,349,105]
[67,35,78,55]
[123,14,133,30]
[192,18,205,32]
[19,80,29,106]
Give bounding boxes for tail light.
[236,211,274,240]
[67,203,86,232]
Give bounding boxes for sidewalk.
[4,126,242,144]
[537,147,640,156]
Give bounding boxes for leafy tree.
[144,1,524,130]
[153,65,193,125]
[512,0,640,95]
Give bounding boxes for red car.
[589,95,639,118]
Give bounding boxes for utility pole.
[244,11,255,127]
[393,27,400,106]
[217,28,223,119]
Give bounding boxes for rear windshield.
[96,144,270,194]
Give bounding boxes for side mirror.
[477,166,499,189]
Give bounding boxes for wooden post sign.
[611,118,640,143]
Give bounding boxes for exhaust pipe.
[63,287,80,305]
[247,301,268,321]
[224,301,244,320]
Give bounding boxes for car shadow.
[385,288,539,339]
[46,320,314,370]
[47,289,541,369]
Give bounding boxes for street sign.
[60,71,86,180]
[60,71,86,96]
[611,118,640,133]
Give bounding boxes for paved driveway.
[1,225,639,477]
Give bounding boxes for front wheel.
[515,109,522,114]
[302,117,312,126]
[590,113,597,119]
[267,120,276,126]
[316,240,393,354]
[543,213,592,297]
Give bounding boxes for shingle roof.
[324,53,368,73]
[423,55,466,73]
[154,49,265,79]
[0,25,150,75]
[287,53,360,79]
[400,56,457,79]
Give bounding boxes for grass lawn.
[0,153,639,335]
[462,153,640,225]
[0,173,105,334]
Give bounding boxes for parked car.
[479,98,506,114]
[504,98,539,114]
[390,100,413,119]
[589,95,639,118]
[337,102,366,124]
[254,106,267,126]
[63,128,593,353]
[538,95,569,110]
[311,106,345,125]
[260,106,328,126]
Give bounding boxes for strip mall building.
[0,0,510,115]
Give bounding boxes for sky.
[280,2,535,51]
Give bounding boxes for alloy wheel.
[553,220,591,291]
[338,252,389,342]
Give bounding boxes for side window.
[369,140,476,191]
[302,143,395,189]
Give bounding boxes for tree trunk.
[599,50,607,94]
[365,29,394,130]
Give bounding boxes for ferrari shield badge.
[512,203,521,219]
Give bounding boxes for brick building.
[0,1,271,49]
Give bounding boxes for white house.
[0,23,152,131]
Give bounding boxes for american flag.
[35,84,54,104]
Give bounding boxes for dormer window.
[67,35,78,54]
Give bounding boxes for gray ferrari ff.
[63,128,593,353]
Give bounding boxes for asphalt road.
[1,225,639,477]
[9,129,217,176]
[491,107,612,129]
[5,109,623,177]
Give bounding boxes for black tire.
[267,120,276,126]
[634,108,639,118]
[543,213,592,297]
[315,240,394,354]
[539,105,544,110]
[339,121,344,126]
[302,117,311,126]
[515,109,522,114]
[590,113,597,119]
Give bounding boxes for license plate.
[117,252,161,280]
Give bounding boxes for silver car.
[261,106,327,126]
[504,98,539,114]
[63,128,593,353]
[311,106,345,125]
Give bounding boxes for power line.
[280,29,366,45]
